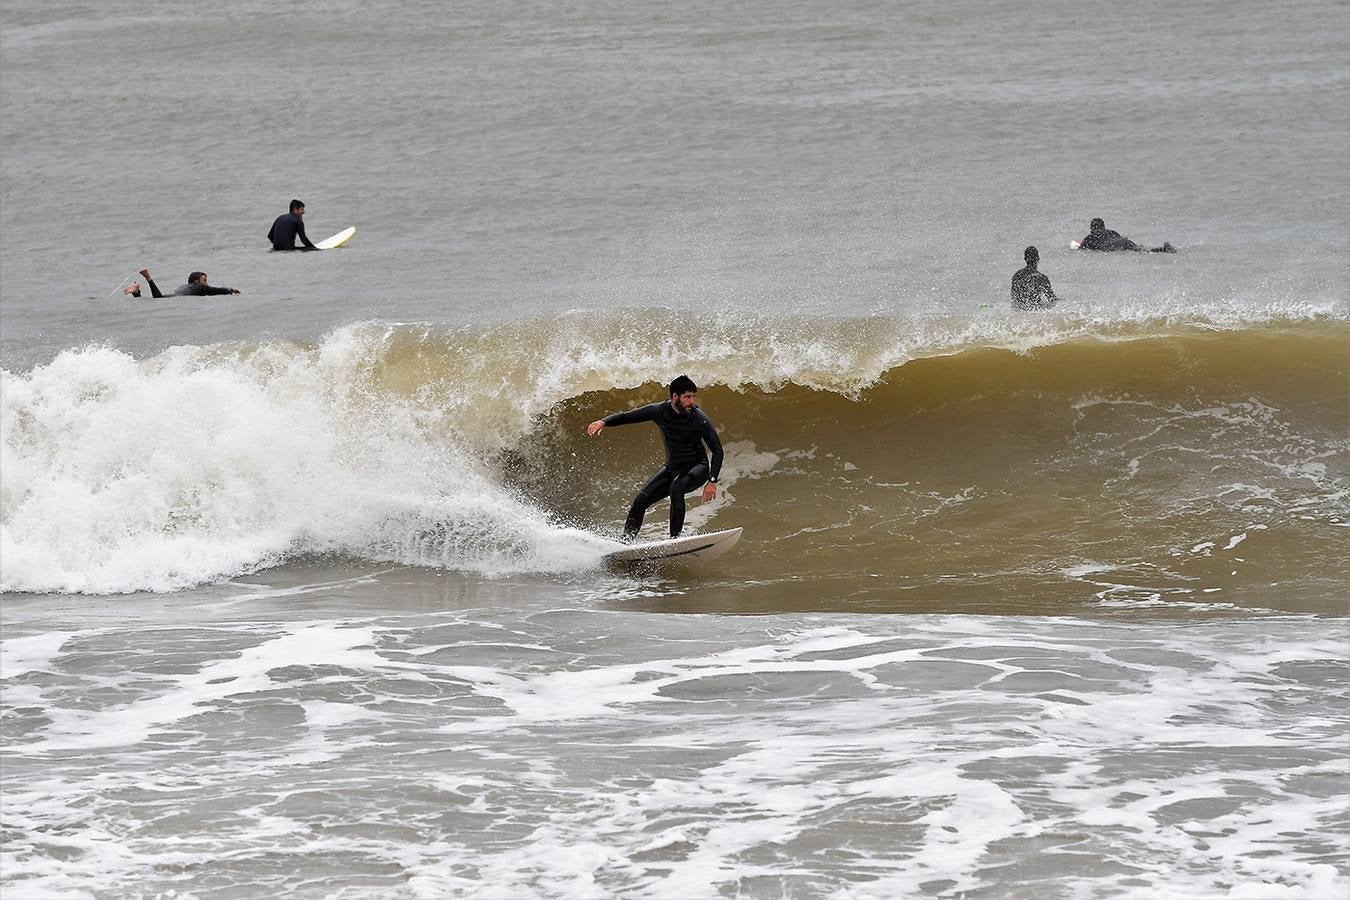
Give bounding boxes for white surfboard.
[602,527,743,567]
[1069,240,1081,249]
[316,226,356,250]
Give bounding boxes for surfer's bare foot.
[138,268,150,278]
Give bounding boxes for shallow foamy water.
[2,572,1345,899]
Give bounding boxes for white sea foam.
[0,342,607,593]
[34,623,392,750]
[0,631,74,678]
[3,312,1345,594]
[2,611,1345,898]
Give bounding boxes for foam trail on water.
[1,338,606,594]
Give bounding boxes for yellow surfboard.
[316,226,356,250]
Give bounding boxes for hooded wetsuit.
[1011,265,1058,310]
[1077,227,1143,252]
[1078,226,1175,253]
[602,400,724,538]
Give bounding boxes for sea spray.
[1,340,605,594]
[3,314,1345,598]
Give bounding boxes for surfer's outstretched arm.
[588,403,663,435]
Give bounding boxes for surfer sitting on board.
[1074,217,1175,253]
[1011,246,1059,310]
[587,375,724,541]
[267,199,319,251]
[123,268,240,297]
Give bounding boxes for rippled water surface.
[2,0,1347,896]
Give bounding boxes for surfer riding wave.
[587,375,724,540]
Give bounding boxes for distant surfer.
[1011,246,1059,310]
[587,375,724,540]
[267,199,319,251]
[124,268,240,297]
[1074,217,1175,253]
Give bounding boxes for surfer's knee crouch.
[624,467,675,540]
[587,375,724,540]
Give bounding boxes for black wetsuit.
[267,212,317,251]
[602,400,724,539]
[139,276,234,298]
[1077,227,1140,252]
[175,282,234,296]
[1011,265,1059,310]
[1078,227,1175,253]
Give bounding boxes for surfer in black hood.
[1076,217,1176,253]
[1011,246,1059,310]
[587,375,724,540]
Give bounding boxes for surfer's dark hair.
[1090,217,1105,230]
[188,271,206,284]
[290,199,305,212]
[669,375,697,395]
[1024,246,1038,264]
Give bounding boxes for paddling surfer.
[267,199,319,251]
[124,268,240,297]
[587,375,724,540]
[1075,217,1175,253]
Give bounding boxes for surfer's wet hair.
[1024,246,1039,264]
[1090,217,1105,230]
[290,199,305,212]
[669,375,697,396]
[188,271,206,284]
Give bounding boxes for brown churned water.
[2,0,1347,895]
[513,322,1349,615]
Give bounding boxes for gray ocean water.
[3,0,1349,897]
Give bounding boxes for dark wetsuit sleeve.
[1035,273,1057,304]
[146,277,165,299]
[603,402,663,428]
[198,285,235,296]
[267,222,276,244]
[702,416,724,480]
[297,220,316,250]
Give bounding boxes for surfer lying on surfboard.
[1073,217,1175,253]
[587,375,724,541]
[123,268,240,297]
